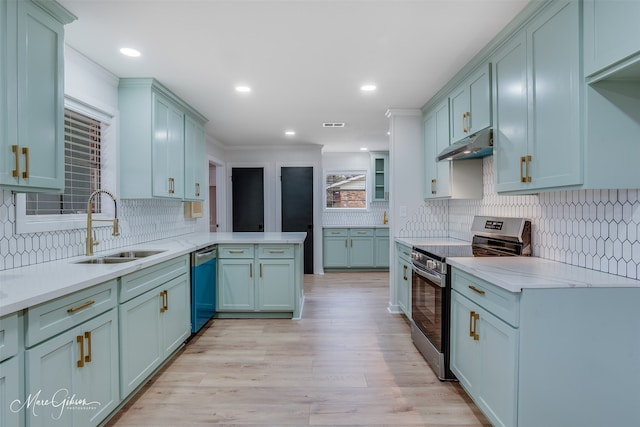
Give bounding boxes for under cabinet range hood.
[437,128,493,161]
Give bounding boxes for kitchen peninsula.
[0,232,306,427]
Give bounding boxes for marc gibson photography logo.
[10,388,101,420]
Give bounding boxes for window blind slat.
[26,109,102,216]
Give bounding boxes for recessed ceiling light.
[119,47,141,57]
[235,85,251,93]
[360,147,369,151]
[360,84,377,92]
[285,130,296,136]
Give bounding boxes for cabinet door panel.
[375,236,389,268]
[468,65,491,133]
[74,310,119,427]
[323,237,349,268]
[349,237,374,267]
[527,0,581,189]
[119,290,162,397]
[161,275,190,355]
[25,332,75,426]
[259,259,294,310]
[584,0,640,77]
[184,115,205,200]
[450,291,481,395]
[15,1,64,191]
[493,33,528,192]
[449,84,468,143]
[218,259,254,310]
[477,309,518,427]
[1,357,23,427]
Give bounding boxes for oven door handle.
[413,265,444,288]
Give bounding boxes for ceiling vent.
[322,122,345,128]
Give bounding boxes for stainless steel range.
[410,216,531,380]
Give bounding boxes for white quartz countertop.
[447,256,640,293]
[0,232,306,316]
[395,237,470,247]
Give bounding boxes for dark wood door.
[281,167,313,273]
[232,167,264,232]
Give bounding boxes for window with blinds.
[26,109,102,215]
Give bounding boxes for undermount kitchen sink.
[74,250,166,264]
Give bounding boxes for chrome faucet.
[86,189,120,256]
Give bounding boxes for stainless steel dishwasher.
[191,245,216,333]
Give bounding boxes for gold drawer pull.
[195,182,200,197]
[331,231,341,234]
[269,250,285,254]
[468,285,485,295]
[473,312,480,340]
[160,290,168,313]
[228,249,245,254]
[357,231,367,234]
[11,145,20,177]
[67,300,95,314]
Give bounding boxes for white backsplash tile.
[0,190,197,271]
[322,201,389,226]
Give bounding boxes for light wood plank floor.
[106,272,489,427]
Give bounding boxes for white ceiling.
[58,0,528,153]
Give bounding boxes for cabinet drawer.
[0,312,19,362]
[218,245,255,259]
[375,228,389,237]
[26,279,117,347]
[323,228,348,237]
[452,268,519,327]
[258,245,294,258]
[349,228,374,237]
[397,243,412,263]
[120,255,189,303]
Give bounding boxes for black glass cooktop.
[412,244,474,261]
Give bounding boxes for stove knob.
[426,259,437,270]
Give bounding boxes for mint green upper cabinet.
[0,0,74,192]
[184,114,206,201]
[584,0,640,79]
[152,91,184,199]
[119,78,207,199]
[370,151,389,202]
[494,1,581,193]
[424,99,483,200]
[450,63,491,143]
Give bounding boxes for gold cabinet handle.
[195,182,200,197]
[259,263,263,278]
[344,239,347,248]
[463,112,470,133]
[84,331,92,363]
[250,263,253,278]
[269,249,285,254]
[350,239,353,248]
[160,290,167,313]
[525,155,532,183]
[11,145,20,177]
[77,335,85,368]
[21,147,29,178]
[468,285,485,295]
[431,178,437,195]
[469,311,475,338]
[67,300,95,314]
[164,290,169,311]
[473,312,480,341]
[331,231,341,234]
[228,249,245,254]
[403,264,408,281]
[520,156,526,183]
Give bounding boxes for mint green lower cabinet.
[349,235,374,267]
[452,290,517,427]
[25,309,119,427]
[119,274,189,398]
[119,287,162,398]
[217,244,298,316]
[322,236,349,268]
[218,259,254,310]
[395,245,411,318]
[1,355,23,427]
[259,259,295,310]
[323,228,388,270]
[451,266,640,427]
